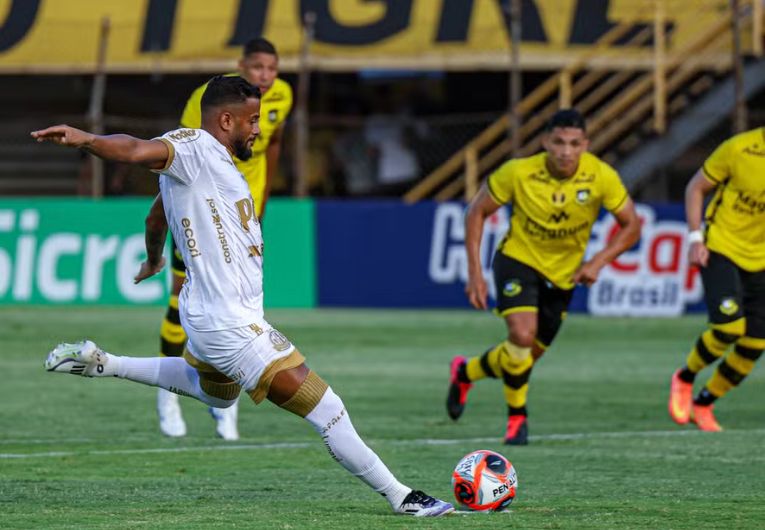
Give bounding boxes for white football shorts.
[184,319,297,398]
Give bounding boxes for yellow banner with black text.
[0,0,736,73]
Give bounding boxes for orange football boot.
[668,369,693,425]
[692,404,722,432]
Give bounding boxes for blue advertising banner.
[317,200,469,308]
[316,200,705,315]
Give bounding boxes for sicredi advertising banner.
[0,198,167,304]
[0,198,315,307]
[316,200,705,315]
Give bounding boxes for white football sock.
[103,352,234,409]
[304,387,412,509]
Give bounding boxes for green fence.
[0,198,315,307]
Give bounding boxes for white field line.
[2,428,764,460]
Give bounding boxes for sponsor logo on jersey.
[732,190,765,215]
[503,279,522,297]
[269,329,292,351]
[206,198,232,264]
[547,210,570,223]
[719,298,739,316]
[181,217,201,258]
[523,215,589,240]
[248,323,264,336]
[576,188,591,204]
[167,129,200,143]
[268,109,278,123]
[235,197,259,232]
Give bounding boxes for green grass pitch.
[1,307,764,529]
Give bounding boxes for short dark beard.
[233,138,252,161]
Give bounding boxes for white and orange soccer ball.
[451,450,517,511]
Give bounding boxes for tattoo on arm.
[146,223,167,265]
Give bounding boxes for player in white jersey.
[32,75,453,517]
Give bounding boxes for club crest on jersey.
[269,330,292,352]
[576,189,591,204]
[551,190,566,205]
[719,298,739,316]
[268,109,278,123]
[503,280,522,297]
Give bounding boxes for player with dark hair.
[446,109,641,445]
[33,75,453,518]
[668,126,765,432]
[151,37,293,440]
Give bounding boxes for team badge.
[269,330,292,351]
[503,280,522,297]
[576,189,591,204]
[268,109,278,123]
[551,190,566,205]
[719,298,739,316]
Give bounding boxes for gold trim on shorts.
[183,349,241,400]
[247,348,306,404]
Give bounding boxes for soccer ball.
[451,450,517,511]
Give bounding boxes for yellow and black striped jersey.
[180,75,293,216]
[487,151,629,289]
[702,128,765,271]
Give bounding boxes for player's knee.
[274,370,329,418]
[509,328,536,348]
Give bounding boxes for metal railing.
[403,0,764,203]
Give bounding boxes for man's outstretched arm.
[31,125,169,170]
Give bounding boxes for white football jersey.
[155,128,265,331]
